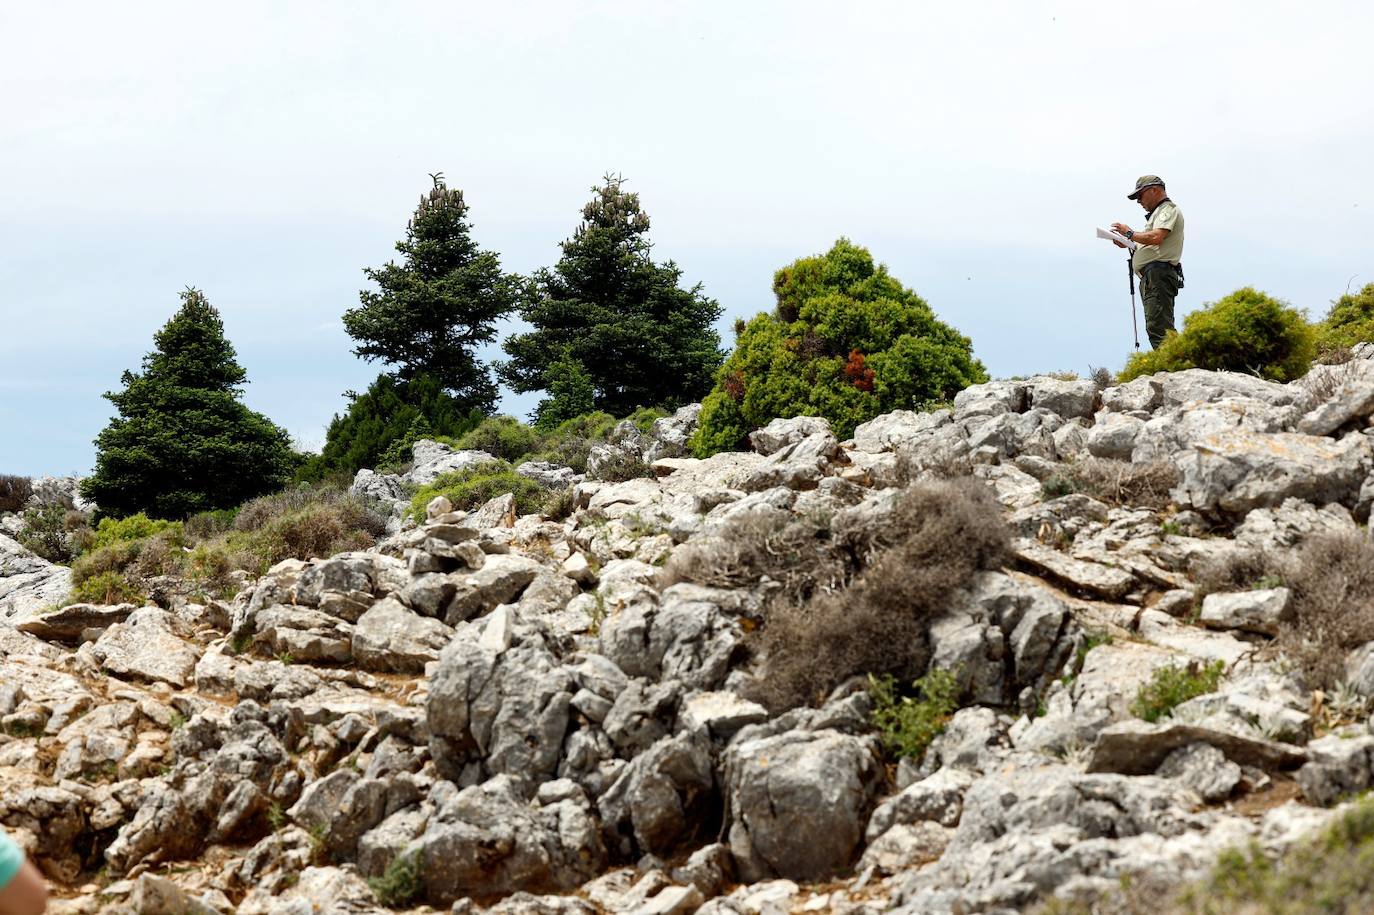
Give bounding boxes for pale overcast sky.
[2,1,1371,475]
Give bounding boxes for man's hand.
[1111,222,1133,236]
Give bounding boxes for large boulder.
[427,632,574,786]
[89,608,201,688]
[724,728,882,882]
[352,597,455,673]
[598,584,746,690]
[597,730,715,858]
[411,775,604,904]
[1173,430,1373,517]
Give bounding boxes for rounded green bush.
[91,513,183,550]
[456,415,543,462]
[691,239,986,456]
[1120,286,1315,382]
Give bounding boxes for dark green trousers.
[1140,262,1182,349]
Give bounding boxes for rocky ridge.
[3,358,1374,913]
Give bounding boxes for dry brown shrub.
[0,475,32,513]
[233,485,389,539]
[748,479,1012,712]
[1065,457,1180,510]
[1189,545,1277,600]
[1294,358,1365,415]
[1278,532,1374,689]
[658,508,843,604]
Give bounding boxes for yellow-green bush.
[1120,286,1315,382]
[1315,281,1374,358]
[407,462,547,523]
[456,415,543,462]
[90,513,183,550]
[69,571,145,606]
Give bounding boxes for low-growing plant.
[0,475,32,513]
[407,462,547,523]
[1056,457,1180,510]
[368,852,423,906]
[869,667,961,762]
[735,478,1011,711]
[17,504,79,563]
[543,487,577,522]
[90,513,183,550]
[1315,281,1374,357]
[1131,660,1225,723]
[590,450,654,483]
[456,415,543,462]
[1278,532,1374,690]
[69,571,145,607]
[1119,286,1315,383]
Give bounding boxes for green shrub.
[869,668,961,762]
[1119,286,1315,383]
[456,415,543,462]
[692,239,987,456]
[1315,281,1374,357]
[18,504,79,563]
[0,475,31,513]
[69,571,145,606]
[532,411,618,474]
[367,852,422,907]
[626,406,668,433]
[408,463,547,523]
[90,513,183,550]
[1131,660,1225,722]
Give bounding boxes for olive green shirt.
[1132,199,1184,274]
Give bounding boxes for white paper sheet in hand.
[1096,227,1137,252]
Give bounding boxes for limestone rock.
[724,728,881,881]
[90,607,200,687]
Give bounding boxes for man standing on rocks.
[1112,175,1185,349]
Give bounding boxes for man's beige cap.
[1127,175,1166,200]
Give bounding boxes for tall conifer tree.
[81,288,295,518]
[343,174,520,412]
[500,175,724,421]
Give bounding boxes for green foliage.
[1131,660,1225,722]
[500,174,724,418]
[300,372,484,480]
[90,513,182,550]
[69,571,145,606]
[626,406,668,433]
[692,239,987,455]
[342,175,522,409]
[457,415,542,462]
[1316,281,1374,358]
[81,288,297,518]
[533,357,597,430]
[367,852,423,907]
[1119,286,1315,383]
[18,504,79,563]
[869,668,961,762]
[407,462,547,522]
[532,411,618,474]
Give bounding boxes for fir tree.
[343,174,521,411]
[81,288,296,518]
[500,174,724,417]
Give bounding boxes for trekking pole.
[1127,253,1140,349]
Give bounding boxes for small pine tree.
[499,174,724,418]
[81,288,296,518]
[343,174,522,411]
